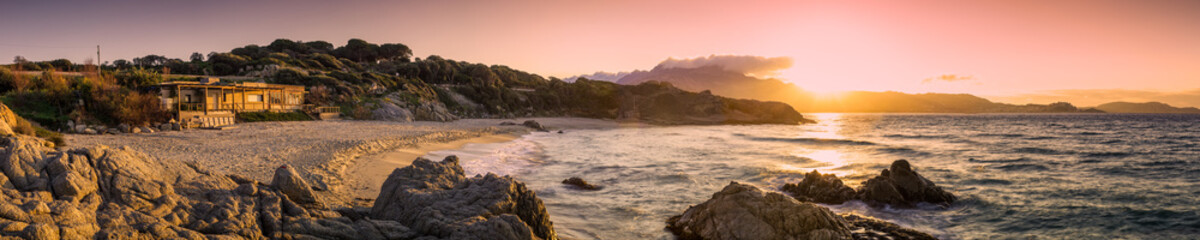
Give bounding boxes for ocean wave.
[974,133,1025,138]
[994,163,1051,171]
[969,157,1033,163]
[1082,151,1132,158]
[882,134,952,139]
[1012,147,1062,154]
[749,137,877,146]
[960,178,1014,185]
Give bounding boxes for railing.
[179,103,205,111]
[303,104,340,113]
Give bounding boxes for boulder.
[139,127,154,133]
[522,120,547,132]
[82,128,96,135]
[666,182,851,240]
[270,165,324,209]
[129,127,141,134]
[117,124,131,133]
[371,102,414,122]
[561,177,601,191]
[413,100,458,122]
[781,170,856,204]
[856,160,956,208]
[371,156,557,240]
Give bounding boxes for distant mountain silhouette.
[1095,102,1200,113]
[611,66,1101,113]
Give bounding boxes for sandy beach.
[66,117,619,207]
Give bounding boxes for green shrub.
[114,68,164,89]
[236,111,312,122]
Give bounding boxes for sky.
[2,0,1198,106]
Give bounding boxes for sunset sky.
[2,0,1197,106]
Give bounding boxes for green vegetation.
[0,37,805,138]
[236,111,313,122]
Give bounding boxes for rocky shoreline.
[0,126,558,239]
[666,160,954,240]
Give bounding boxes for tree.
[133,55,167,67]
[114,68,164,89]
[49,59,73,71]
[379,43,412,62]
[113,59,132,69]
[190,52,205,62]
[333,39,380,62]
[305,41,334,54]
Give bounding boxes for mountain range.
[590,65,1193,114]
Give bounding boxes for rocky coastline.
[666,160,955,240]
[0,128,556,239]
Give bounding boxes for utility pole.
[96,45,101,71]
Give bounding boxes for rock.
[522,120,547,131]
[1,136,53,191]
[117,123,131,133]
[129,127,141,134]
[665,182,851,240]
[857,160,956,208]
[158,123,171,131]
[82,128,96,135]
[139,127,154,133]
[371,102,414,122]
[371,156,557,240]
[499,121,517,126]
[841,214,937,240]
[413,100,458,122]
[271,165,324,209]
[781,170,856,204]
[0,103,22,136]
[310,174,329,191]
[561,177,601,191]
[557,130,564,134]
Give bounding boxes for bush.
[85,87,168,126]
[114,68,164,89]
[0,67,30,93]
[236,111,312,122]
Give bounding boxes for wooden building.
[154,78,311,128]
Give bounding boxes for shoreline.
[64,117,619,208]
[345,133,520,201]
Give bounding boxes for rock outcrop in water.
[781,160,956,208]
[781,170,857,204]
[666,182,852,240]
[666,182,937,240]
[371,156,557,240]
[857,160,956,208]
[522,120,548,132]
[561,177,601,191]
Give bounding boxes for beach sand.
[347,134,519,200]
[66,117,619,207]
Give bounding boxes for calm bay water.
[425,113,1200,239]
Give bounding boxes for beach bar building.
[154,78,334,128]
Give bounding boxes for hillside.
[1095,102,1200,113]
[0,39,811,128]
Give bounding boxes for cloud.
[653,55,793,77]
[922,74,975,83]
[989,89,1200,108]
[559,71,630,82]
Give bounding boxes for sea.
[422,113,1200,240]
